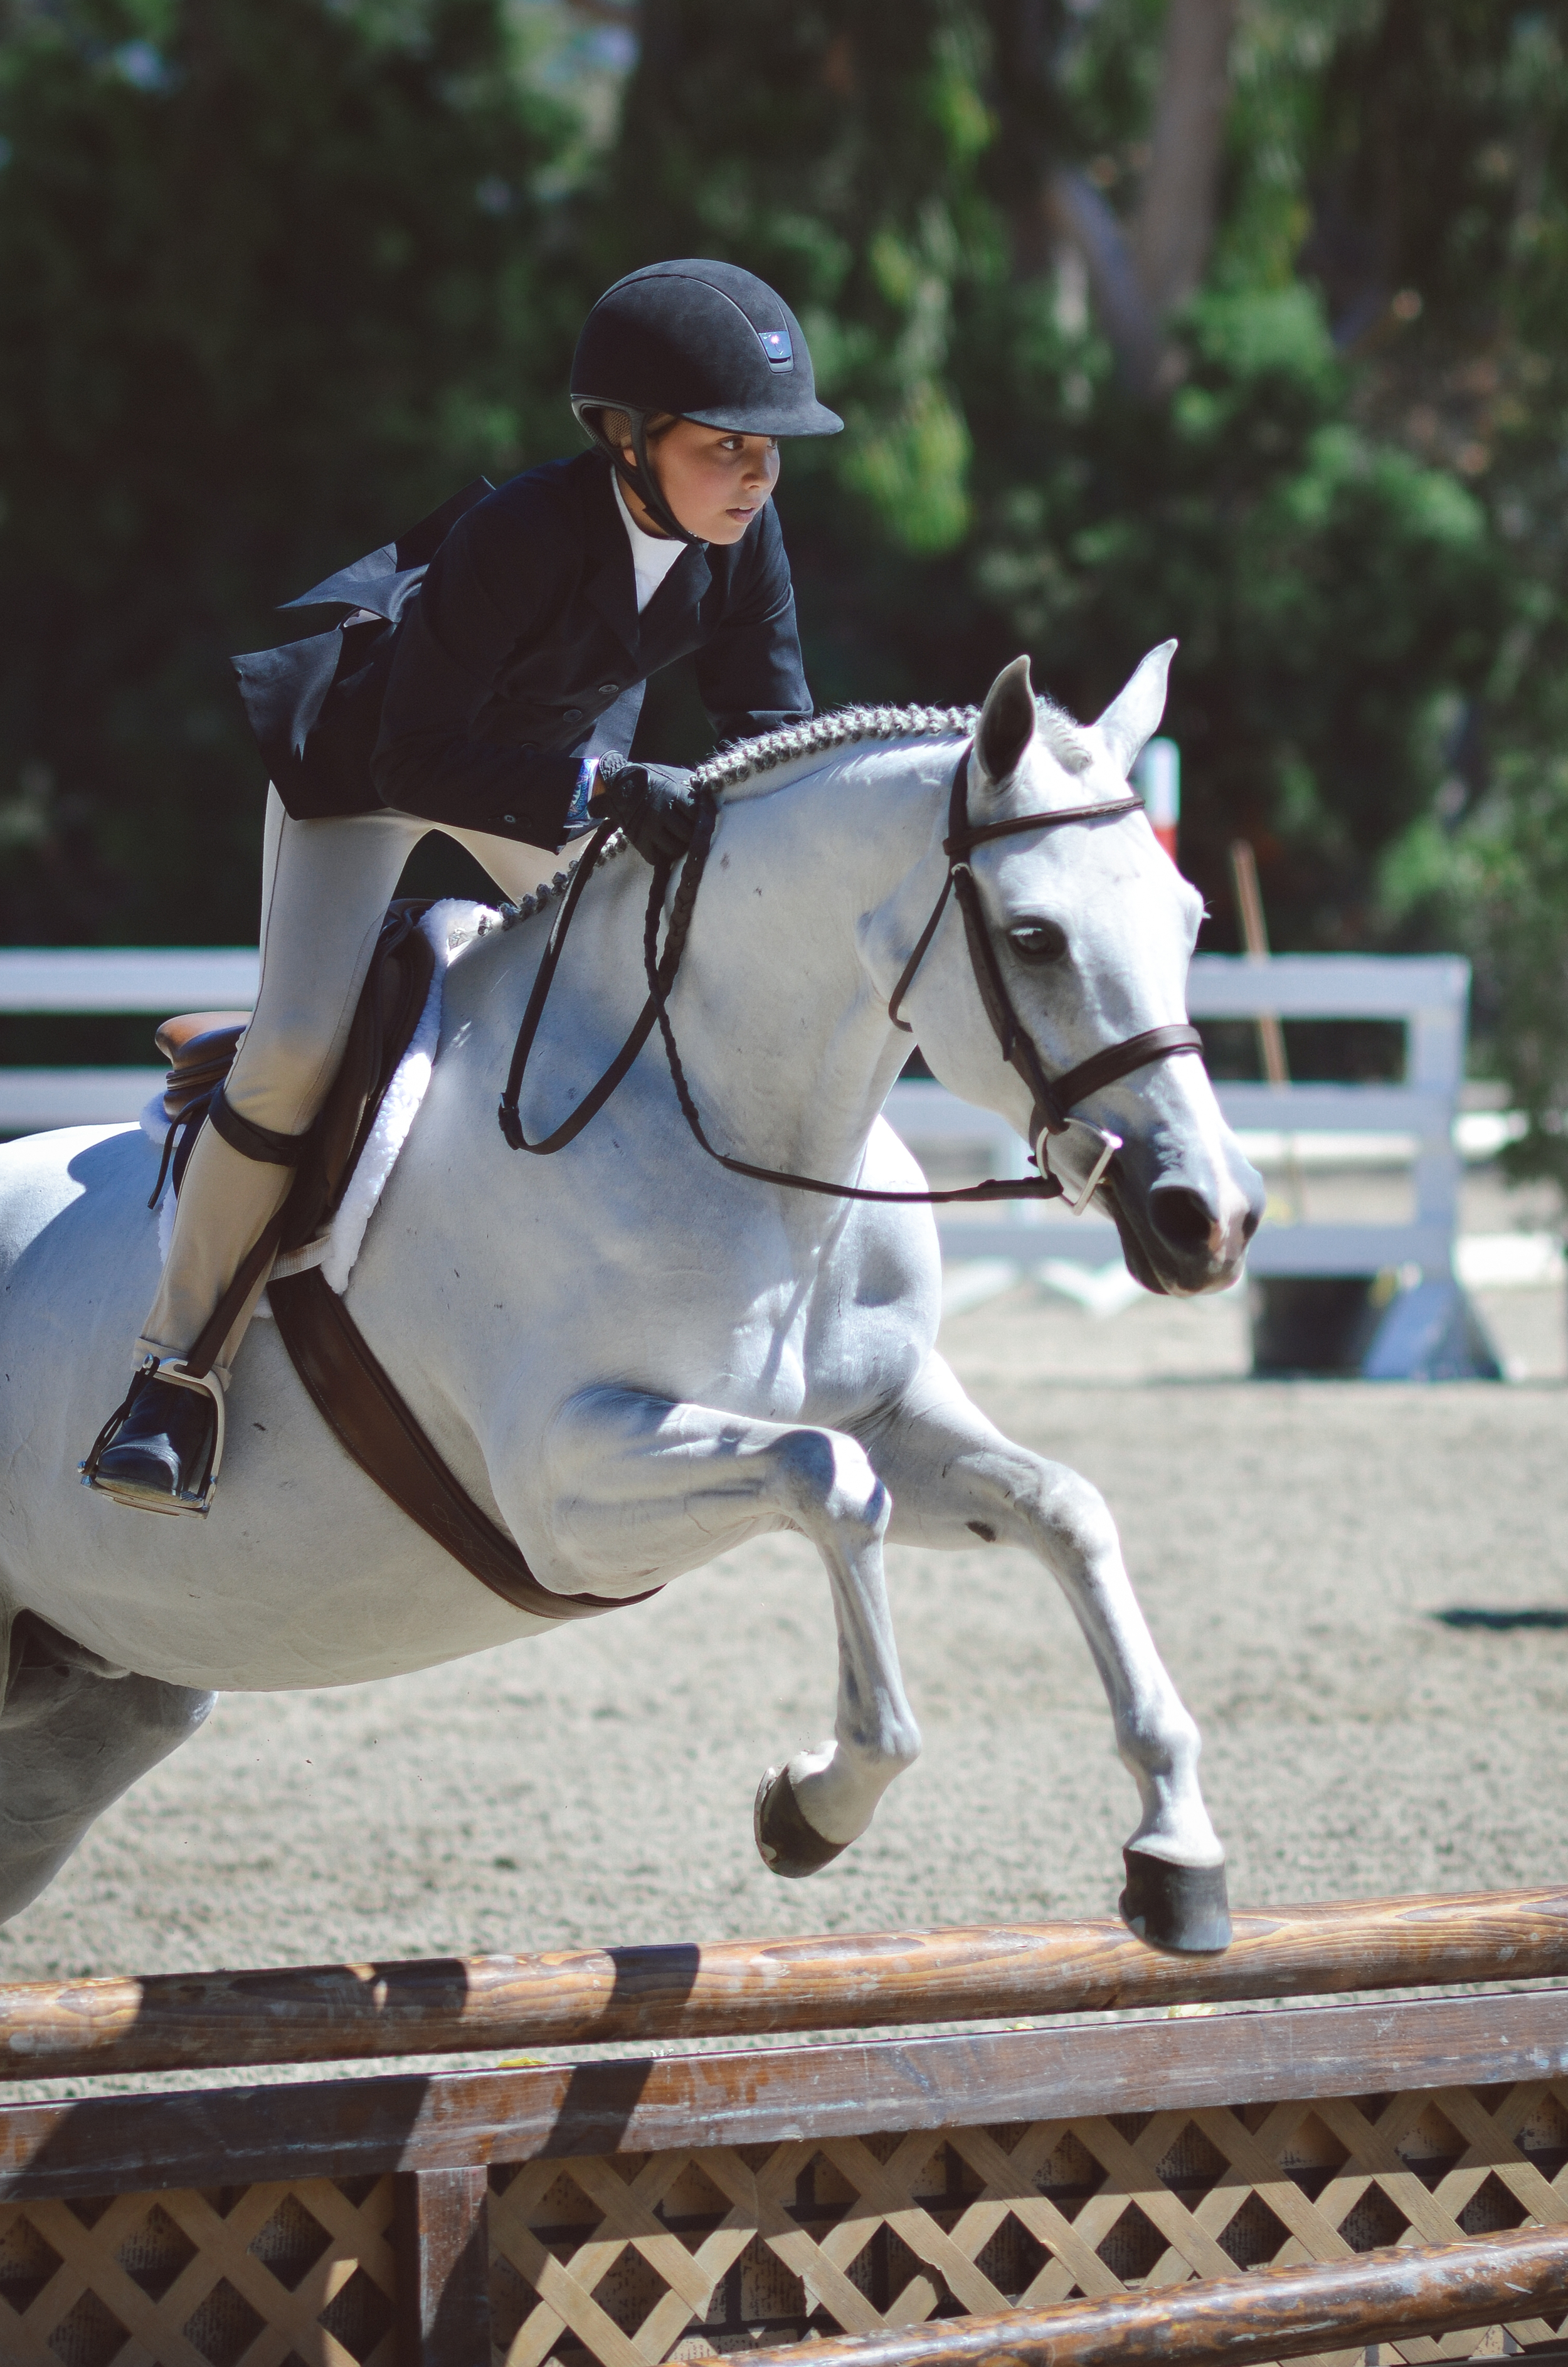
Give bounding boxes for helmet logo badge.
[759,327,793,369]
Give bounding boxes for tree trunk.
[1133,0,1238,316]
[1041,0,1238,396]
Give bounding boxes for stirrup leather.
[80,1358,226,1518]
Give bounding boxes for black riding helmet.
[571,258,843,543]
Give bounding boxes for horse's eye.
[1009,919,1068,964]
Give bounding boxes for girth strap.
[268,1268,660,1622]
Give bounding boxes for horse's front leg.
[526,1388,921,1877]
[859,1353,1231,1952]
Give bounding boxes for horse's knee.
[1027,1467,1120,1570]
[775,1427,889,1538]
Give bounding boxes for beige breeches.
[137,788,564,1382]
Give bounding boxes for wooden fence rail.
[1,1887,1565,2367]
[743,2227,1568,2367]
[0,1883,1562,2083]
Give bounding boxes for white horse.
[0,650,1261,1946]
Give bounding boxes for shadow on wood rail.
[0,1883,1563,2083]
[741,2225,1568,2367]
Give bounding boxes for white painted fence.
[889,953,1471,1280]
[0,948,258,1133]
[0,947,1473,1287]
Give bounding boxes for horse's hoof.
[754,1764,850,1879]
[1119,1846,1232,1953]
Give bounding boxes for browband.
[946,791,1142,858]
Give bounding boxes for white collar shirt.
[613,471,689,613]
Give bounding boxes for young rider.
[85,258,842,1513]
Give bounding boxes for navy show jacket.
[371,448,812,847]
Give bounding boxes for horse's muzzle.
[1102,1141,1264,1297]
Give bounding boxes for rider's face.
[620,422,780,543]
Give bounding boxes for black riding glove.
[590,756,698,865]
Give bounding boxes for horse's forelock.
[1034,702,1096,775]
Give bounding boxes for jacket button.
[596,683,618,697]
[502,814,516,825]
[563,706,583,723]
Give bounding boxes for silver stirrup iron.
[80,1357,226,1518]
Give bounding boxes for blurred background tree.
[0,0,586,942]
[1,0,1567,1144]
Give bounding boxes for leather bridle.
[499,742,1206,1214]
[883,746,1205,1205]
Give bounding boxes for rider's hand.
[590,756,698,865]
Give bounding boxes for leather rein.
[499,743,1205,1211]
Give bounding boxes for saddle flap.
[152,904,435,1250]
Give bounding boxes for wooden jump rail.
[744,2226,1568,2367]
[1,1882,1564,2079]
[0,1885,1564,2367]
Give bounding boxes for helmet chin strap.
[611,413,703,548]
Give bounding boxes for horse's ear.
[975,655,1038,788]
[1094,640,1177,778]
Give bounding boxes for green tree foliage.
[0,0,576,940]
[605,0,1539,959]
[1343,4,1568,1182]
[5,0,1568,1167]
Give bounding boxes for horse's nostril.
[1241,1202,1261,1243]
[1149,1184,1216,1254]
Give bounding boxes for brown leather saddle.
[156,901,644,1624]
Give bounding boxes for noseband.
[499,741,1205,1214]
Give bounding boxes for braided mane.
[693,702,977,793]
[694,691,1095,792]
[498,692,1095,930]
